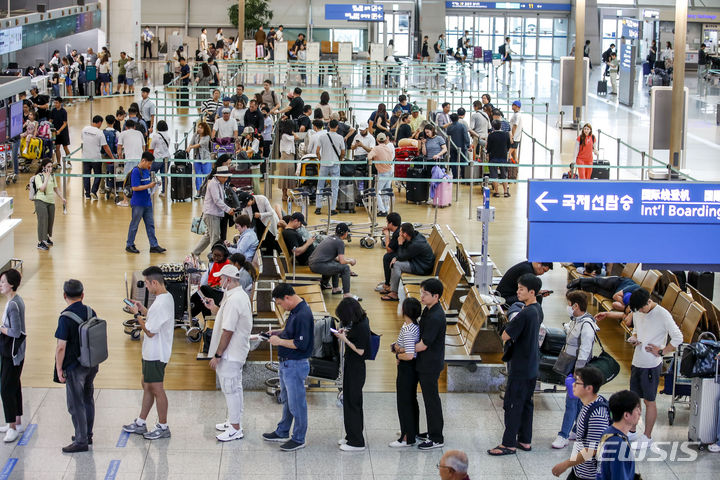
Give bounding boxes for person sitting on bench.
[282,212,316,266]
[380,223,436,302]
[497,261,553,306]
[308,223,360,301]
[190,243,231,319]
[376,213,402,294]
[567,275,641,325]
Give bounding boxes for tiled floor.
[0,386,716,479]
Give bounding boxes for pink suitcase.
[432,174,453,208]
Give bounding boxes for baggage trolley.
[662,343,692,425]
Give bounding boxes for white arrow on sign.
[535,191,559,212]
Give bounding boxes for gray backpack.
[63,306,108,368]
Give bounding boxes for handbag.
[191,215,207,235]
[553,319,593,375]
[368,331,381,360]
[680,339,720,378]
[587,332,620,384]
[0,303,26,359]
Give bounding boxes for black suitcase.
[591,160,610,180]
[163,72,174,85]
[170,163,192,201]
[40,138,54,159]
[165,281,188,320]
[406,165,430,204]
[541,327,566,356]
[309,358,340,380]
[538,353,566,385]
[337,180,356,213]
[597,80,608,96]
[688,271,714,300]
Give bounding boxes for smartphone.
[330,328,339,334]
[259,332,271,340]
[196,289,207,301]
[123,298,135,307]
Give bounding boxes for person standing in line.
[313,119,346,216]
[149,120,171,195]
[192,166,235,258]
[115,51,129,95]
[421,35,430,63]
[51,97,71,169]
[596,390,641,480]
[698,43,709,79]
[125,152,166,254]
[203,264,253,441]
[389,297,421,448]
[116,119,146,194]
[0,269,26,443]
[446,113,470,180]
[488,273,544,456]
[32,159,66,251]
[626,288,682,449]
[334,297,371,451]
[81,115,115,200]
[277,118,298,202]
[509,101,523,166]
[140,87,156,135]
[200,28,209,57]
[551,367,610,480]
[54,279,98,453]
[573,123,597,180]
[368,132,395,216]
[123,266,175,440]
[186,122,212,194]
[179,57,191,107]
[486,120,511,197]
[414,278,446,450]
[142,27,154,59]
[263,284,314,452]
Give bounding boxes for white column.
[101,0,142,60]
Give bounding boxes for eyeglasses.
[573,380,585,387]
[436,463,452,471]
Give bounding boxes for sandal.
[492,192,500,198]
[504,192,511,198]
[350,271,358,277]
[516,444,531,451]
[332,290,343,295]
[320,283,333,290]
[381,294,399,302]
[487,446,516,456]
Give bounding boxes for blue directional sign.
[325,4,384,22]
[621,18,640,40]
[445,2,571,11]
[620,43,633,72]
[527,180,720,267]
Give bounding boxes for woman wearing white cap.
[192,166,236,258]
[239,127,260,159]
[206,264,253,442]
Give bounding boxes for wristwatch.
[214,353,222,359]
[133,312,142,320]
[658,348,664,357]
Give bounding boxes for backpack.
[27,174,41,200]
[123,166,139,199]
[433,42,439,54]
[62,306,108,368]
[37,121,52,139]
[103,129,118,157]
[578,397,609,442]
[499,44,506,56]
[602,49,610,63]
[457,38,464,49]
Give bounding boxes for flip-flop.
[516,444,531,451]
[332,290,343,295]
[492,193,500,198]
[381,295,399,302]
[487,446,516,456]
[350,271,358,277]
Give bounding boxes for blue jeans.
[126,205,159,248]
[316,165,340,211]
[194,160,212,192]
[376,170,393,213]
[558,392,582,439]
[275,358,310,443]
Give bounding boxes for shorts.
[142,359,167,383]
[126,77,135,86]
[489,157,507,180]
[118,74,127,84]
[630,364,662,401]
[511,141,520,149]
[99,73,111,83]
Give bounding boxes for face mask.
[566,306,575,317]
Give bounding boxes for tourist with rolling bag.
[688,354,720,448]
[405,159,430,204]
[170,149,193,201]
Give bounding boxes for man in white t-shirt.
[509,100,523,165]
[81,115,115,199]
[123,266,176,440]
[314,120,346,215]
[206,264,253,442]
[117,120,146,178]
[351,123,376,164]
[626,288,682,449]
[212,108,238,142]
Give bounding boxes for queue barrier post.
[549,149,555,179]
[530,96,535,138]
[544,102,549,147]
[640,151,646,181]
[559,110,564,155]
[616,137,621,181]
[531,137,536,179]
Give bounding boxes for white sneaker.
[389,440,413,448]
[338,439,347,445]
[708,443,720,453]
[627,431,640,442]
[339,443,366,451]
[632,434,653,450]
[216,426,244,442]
[3,429,19,443]
[0,424,23,434]
[551,435,569,449]
[568,432,577,441]
[216,422,230,431]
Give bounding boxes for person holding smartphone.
[33,159,66,251]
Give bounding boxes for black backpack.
[578,397,609,442]
[433,42,439,54]
[122,167,139,198]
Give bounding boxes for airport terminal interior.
[1,0,720,478]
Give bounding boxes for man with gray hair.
[437,450,470,479]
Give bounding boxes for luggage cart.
[662,343,692,425]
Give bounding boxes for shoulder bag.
[191,214,207,235]
[586,330,620,384]
[0,302,26,359]
[553,316,595,375]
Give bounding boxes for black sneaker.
[418,440,444,450]
[262,431,289,443]
[125,245,140,254]
[45,238,54,246]
[314,208,322,215]
[415,433,429,443]
[37,242,49,251]
[62,442,88,453]
[280,439,305,451]
[71,435,93,445]
[330,210,339,216]
[149,246,167,253]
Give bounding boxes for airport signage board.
[324,4,384,22]
[446,2,571,11]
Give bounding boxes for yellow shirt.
[409,113,426,133]
[34,173,57,204]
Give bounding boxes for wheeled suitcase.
[432,171,453,208]
[597,80,608,96]
[540,327,566,356]
[20,137,42,159]
[688,272,715,300]
[170,162,193,201]
[165,281,188,321]
[406,165,430,204]
[591,160,611,180]
[538,353,566,385]
[688,376,720,445]
[337,180,356,213]
[642,62,652,76]
[163,72,174,85]
[41,138,53,159]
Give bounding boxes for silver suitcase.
[688,374,720,445]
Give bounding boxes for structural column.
[573,0,585,125]
[669,0,688,168]
[238,0,245,40]
[102,0,141,61]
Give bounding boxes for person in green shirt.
[33,159,66,251]
[115,51,129,95]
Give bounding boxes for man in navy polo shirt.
[263,284,314,451]
[126,152,165,254]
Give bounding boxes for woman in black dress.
[421,36,430,63]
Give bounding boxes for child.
[562,163,579,180]
[21,110,38,156]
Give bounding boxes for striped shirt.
[396,322,420,358]
[573,395,610,480]
[202,100,222,120]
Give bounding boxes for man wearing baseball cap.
[308,223,361,300]
[368,132,394,217]
[281,212,316,266]
[205,264,253,442]
[212,107,238,144]
[192,166,236,258]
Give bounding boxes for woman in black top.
[334,297,371,451]
[486,120,511,197]
[421,36,430,63]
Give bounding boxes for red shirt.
[207,259,230,288]
[577,134,595,162]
